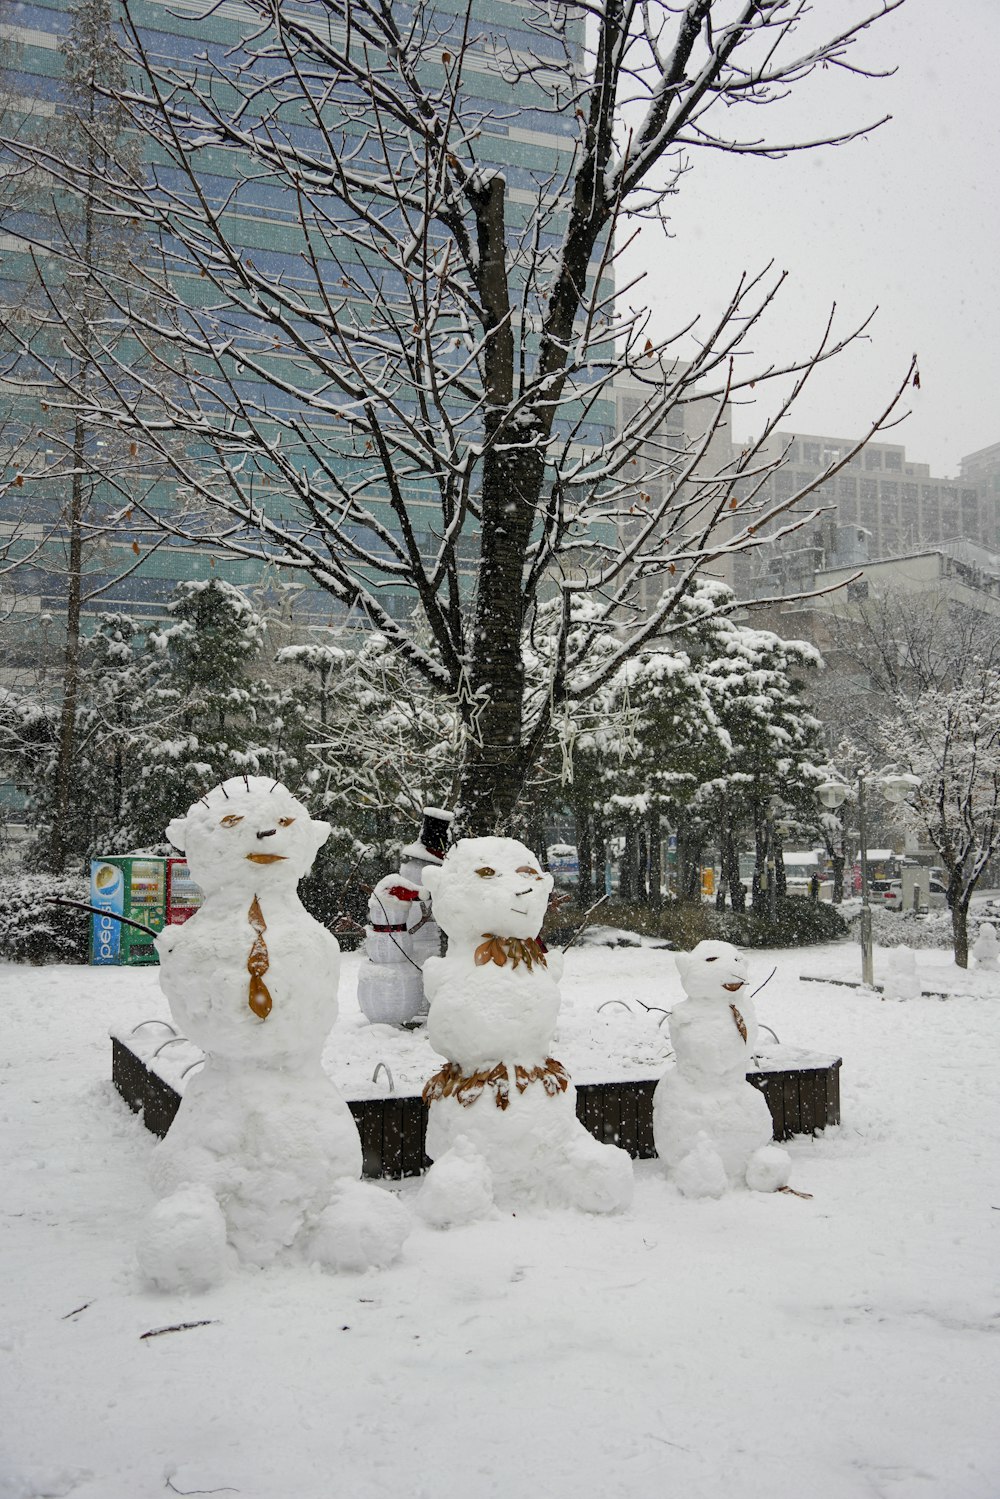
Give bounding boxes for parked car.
[871,876,946,911]
[871,878,903,909]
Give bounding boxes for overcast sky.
[619,0,998,479]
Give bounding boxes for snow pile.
[2,944,1000,1496]
[417,837,633,1223]
[653,940,791,1195]
[882,944,921,1001]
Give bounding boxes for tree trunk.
[952,897,970,969]
[648,806,662,914]
[636,824,648,907]
[454,175,538,836]
[722,822,745,913]
[831,845,846,904]
[620,816,637,903]
[774,827,787,898]
[49,413,87,873]
[594,816,608,902]
[575,797,594,909]
[751,814,767,916]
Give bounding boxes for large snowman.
[416,836,633,1224]
[137,777,407,1289]
[652,940,791,1197]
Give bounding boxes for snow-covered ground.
[2,940,998,1499]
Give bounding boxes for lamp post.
[816,770,921,989]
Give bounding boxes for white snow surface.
[1,939,999,1498]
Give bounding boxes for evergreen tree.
[0,610,154,865]
[131,578,299,842]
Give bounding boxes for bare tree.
[2,0,913,832]
[827,586,1000,965]
[0,0,175,867]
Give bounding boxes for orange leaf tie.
[730,1003,747,1043]
[247,896,273,1020]
[474,935,548,970]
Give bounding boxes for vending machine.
[89,855,168,965]
[167,857,203,925]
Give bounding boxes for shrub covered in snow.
[568,895,848,951]
[0,873,89,964]
[857,902,1000,951]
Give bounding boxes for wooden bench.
[112,1036,841,1180]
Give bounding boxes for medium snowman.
[973,921,1000,972]
[652,939,791,1198]
[416,837,633,1225]
[137,777,407,1290]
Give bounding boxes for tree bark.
[721,820,745,913]
[575,797,593,909]
[952,896,970,969]
[648,805,662,914]
[751,812,767,917]
[49,412,87,872]
[594,816,608,902]
[620,816,637,903]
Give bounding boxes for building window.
[864,448,882,469]
[883,450,902,471]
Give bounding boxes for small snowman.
[357,807,453,1026]
[137,777,407,1290]
[972,922,1000,973]
[416,836,633,1224]
[653,940,791,1197]
[882,944,921,1000]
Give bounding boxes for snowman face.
[422,836,552,943]
[674,940,749,1002]
[167,777,330,896]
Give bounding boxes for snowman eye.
[516,865,541,878]
[220,814,244,828]
[278,817,295,827]
[705,956,718,962]
[475,866,496,878]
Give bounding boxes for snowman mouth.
[511,906,528,915]
[722,981,745,992]
[245,853,287,865]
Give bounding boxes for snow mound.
[415,1135,495,1229]
[136,1183,231,1292]
[672,1133,728,1199]
[307,1180,409,1273]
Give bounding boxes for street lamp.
[815,769,922,989]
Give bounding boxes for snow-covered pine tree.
[0,610,154,866]
[131,578,298,843]
[694,613,826,917]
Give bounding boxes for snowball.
[136,1184,230,1292]
[307,1180,409,1273]
[416,1135,495,1229]
[672,1133,728,1199]
[745,1144,792,1193]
